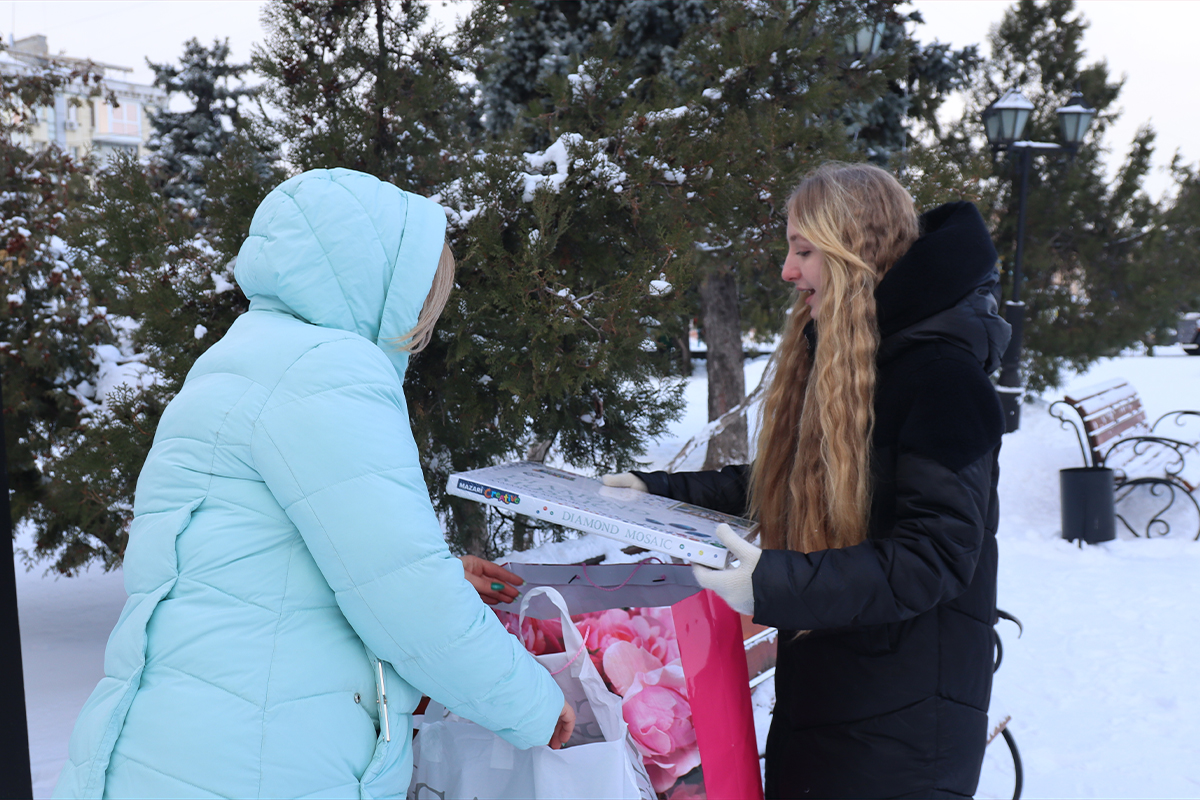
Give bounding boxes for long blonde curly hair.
[750,163,919,553]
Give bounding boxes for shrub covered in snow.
[3,41,280,573]
[0,48,115,565]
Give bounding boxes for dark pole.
[997,145,1032,433]
[0,370,34,799]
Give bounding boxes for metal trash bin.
[1060,467,1116,544]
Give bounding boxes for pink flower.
[579,608,636,649]
[573,609,634,680]
[602,640,664,695]
[628,607,681,666]
[494,610,564,656]
[579,607,680,689]
[621,662,700,793]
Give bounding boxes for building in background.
[2,34,165,162]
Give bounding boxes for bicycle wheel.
[975,720,1022,799]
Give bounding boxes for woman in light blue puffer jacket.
[54,168,569,799]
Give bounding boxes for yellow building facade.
[3,34,166,162]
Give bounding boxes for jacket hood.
[234,168,446,380]
[875,202,1011,373]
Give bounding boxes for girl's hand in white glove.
[691,523,761,616]
[600,473,648,493]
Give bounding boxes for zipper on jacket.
[375,658,391,742]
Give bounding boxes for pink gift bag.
[494,562,764,800]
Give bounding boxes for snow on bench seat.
[1056,379,1200,491]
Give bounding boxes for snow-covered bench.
[1050,379,1200,539]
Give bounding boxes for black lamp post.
[0,368,34,798]
[982,87,1095,433]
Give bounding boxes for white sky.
[2,0,1194,199]
[915,0,1199,200]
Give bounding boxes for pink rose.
[621,662,700,793]
[571,609,634,681]
[631,607,682,665]
[602,640,664,695]
[579,609,637,651]
[494,610,565,656]
[580,607,680,690]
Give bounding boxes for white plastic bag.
[409,587,653,800]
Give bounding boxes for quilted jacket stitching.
[257,535,299,796]
[149,662,263,709]
[279,465,425,512]
[107,751,224,797]
[171,576,279,615]
[260,378,403,417]
[275,187,363,329]
[328,173,400,275]
[197,494,290,523]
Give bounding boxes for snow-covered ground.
[17,347,1200,798]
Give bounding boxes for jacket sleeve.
[250,339,562,750]
[631,464,750,516]
[750,369,1002,632]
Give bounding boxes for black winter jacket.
[634,202,1010,799]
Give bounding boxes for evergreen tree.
[23,34,283,572]
[936,0,1193,390]
[0,48,110,553]
[253,0,469,194]
[637,1,878,467]
[1144,159,1200,347]
[27,155,232,572]
[35,1,1171,574]
[252,0,691,556]
[476,1,982,468]
[850,11,981,164]
[145,38,262,211]
[475,0,712,142]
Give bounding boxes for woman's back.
[102,311,386,798]
[56,169,563,799]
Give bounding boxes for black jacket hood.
[875,201,1011,373]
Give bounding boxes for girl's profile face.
[782,219,826,316]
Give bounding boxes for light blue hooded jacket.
[54,168,563,799]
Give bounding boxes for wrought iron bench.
[1050,379,1200,539]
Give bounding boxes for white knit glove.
[691,523,761,616]
[601,473,648,493]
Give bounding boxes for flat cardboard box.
[446,462,755,568]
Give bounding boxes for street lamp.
[842,21,886,62]
[982,87,1096,433]
[982,88,1034,144]
[840,17,888,63]
[1057,89,1096,146]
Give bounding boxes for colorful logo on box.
[457,478,520,505]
